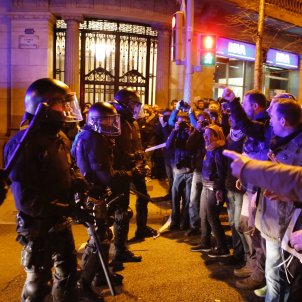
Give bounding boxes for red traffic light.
[171,11,185,63]
[200,34,216,50]
[172,15,176,29]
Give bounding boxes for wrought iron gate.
[55,19,158,105]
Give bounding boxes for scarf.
[230,128,245,142]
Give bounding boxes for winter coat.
[255,128,302,242]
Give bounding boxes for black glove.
[71,177,91,194]
[72,203,95,225]
[0,169,11,206]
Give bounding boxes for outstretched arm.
[223,150,302,202]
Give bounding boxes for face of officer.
[128,101,142,120]
[87,102,121,136]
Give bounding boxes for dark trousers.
[132,173,149,235]
[20,226,78,302]
[288,254,302,302]
[199,186,228,250]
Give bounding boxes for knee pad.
[115,209,130,225]
[22,280,51,301]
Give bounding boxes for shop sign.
[266,49,299,69]
[216,38,256,61]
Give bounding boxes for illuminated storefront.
[214,38,256,100]
[214,37,300,100]
[264,49,299,98]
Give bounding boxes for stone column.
[154,25,171,108]
[62,15,83,97]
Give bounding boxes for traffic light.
[171,11,185,63]
[198,34,216,66]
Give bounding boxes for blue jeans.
[189,171,202,229]
[265,239,290,302]
[171,172,193,228]
[226,190,249,260]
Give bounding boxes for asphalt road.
[0,179,258,302]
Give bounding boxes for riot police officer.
[4,78,88,302]
[72,102,141,292]
[112,88,157,241]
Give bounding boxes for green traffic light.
[201,52,215,66]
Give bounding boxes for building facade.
[1,0,302,166]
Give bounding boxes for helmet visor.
[89,114,121,136]
[50,93,83,122]
[128,102,142,120]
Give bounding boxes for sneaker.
[113,250,142,263]
[235,277,265,290]
[190,244,212,252]
[135,226,157,238]
[234,264,252,278]
[254,285,267,298]
[185,228,201,236]
[207,247,230,258]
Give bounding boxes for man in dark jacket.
[166,114,194,231]
[223,116,248,266]
[222,88,269,290]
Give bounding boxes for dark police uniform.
[113,115,152,238]
[72,126,132,269]
[4,127,79,302]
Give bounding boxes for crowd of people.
[126,88,302,302]
[1,77,302,302]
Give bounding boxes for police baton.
[86,222,116,296]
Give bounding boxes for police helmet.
[24,78,82,122]
[87,102,121,136]
[114,88,142,120]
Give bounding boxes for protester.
[191,124,229,257]
[166,114,193,231]
[222,87,269,290]
[224,149,302,301]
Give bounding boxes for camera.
[179,100,190,112]
[221,102,230,112]
[163,115,169,123]
[199,120,210,128]
[177,121,190,130]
